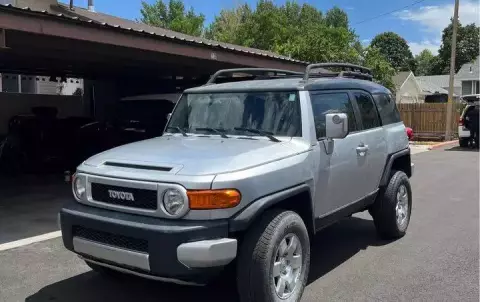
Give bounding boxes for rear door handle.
[356,145,369,156]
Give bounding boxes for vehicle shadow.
[25,216,393,302]
[445,146,479,152]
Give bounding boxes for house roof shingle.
[416,75,461,88]
[456,56,480,81]
[0,3,306,65]
[416,78,450,95]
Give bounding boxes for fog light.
[163,188,186,216]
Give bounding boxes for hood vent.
[104,162,172,172]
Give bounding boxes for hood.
[83,135,310,176]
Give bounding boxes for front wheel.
[237,210,310,302]
[370,171,412,239]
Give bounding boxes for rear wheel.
[237,210,310,302]
[459,137,469,148]
[370,171,412,239]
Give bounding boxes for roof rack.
[206,68,303,85]
[303,63,373,82]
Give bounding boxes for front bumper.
[60,202,237,285]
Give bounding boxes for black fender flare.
[229,184,313,233]
[379,148,411,187]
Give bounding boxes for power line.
[354,0,429,25]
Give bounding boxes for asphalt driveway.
[0,145,478,302]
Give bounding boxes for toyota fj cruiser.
[59,63,414,302]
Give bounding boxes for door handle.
[356,145,369,155]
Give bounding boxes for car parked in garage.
[59,64,414,302]
[0,95,177,175]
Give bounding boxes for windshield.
[165,91,302,137]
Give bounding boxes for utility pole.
[445,0,460,141]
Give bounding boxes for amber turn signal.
[188,189,241,210]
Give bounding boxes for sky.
[62,0,480,55]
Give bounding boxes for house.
[0,74,82,95]
[393,71,423,103]
[456,56,480,96]
[394,71,462,104]
[416,75,461,97]
[416,78,450,103]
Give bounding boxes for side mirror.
[325,113,348,139]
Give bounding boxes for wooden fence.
[397,103,464,140]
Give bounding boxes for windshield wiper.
[166,126,188,137]
[234,127,281,142]
[196,127,229,138]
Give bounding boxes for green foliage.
[140,0,205,36]
[362,47,396,91]
[207,1,361,63]
[324,6,348,29]
[370,32,416,72]
[140,0,396,90]
[415,49,436,76]
[204,4,253,45]
[436,19,480,73]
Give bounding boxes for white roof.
[416,75,461,88]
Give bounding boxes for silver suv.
[60,63,414,302]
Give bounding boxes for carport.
[0,2,306,244]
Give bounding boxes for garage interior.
[0,1,305,244]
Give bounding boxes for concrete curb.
[427,140,458,150]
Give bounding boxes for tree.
[370,32,416,71]
[207,1,361,64]
[205,4,252,44]
[436,19,480,73]
[324,6,348,29]
[362,47,396,91]
[415,49,436,76]
[139,0,205,36]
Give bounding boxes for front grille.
[91,183,157,210]
[73,226,149,253]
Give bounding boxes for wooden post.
[445,0,460,141]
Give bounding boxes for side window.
[354,92,381,130]
[309,92,357,138]
[373,93,401,125]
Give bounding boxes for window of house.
[372,93,401,125]
[1,74,19,93]
[309,92,357,138]
[354,92,381,130]
[21,76,36,94]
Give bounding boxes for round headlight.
[163,188,186,216]
[73,176,86,200]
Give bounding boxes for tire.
[237,210,310,302]
[369,171,412,240]
[459,138,469,148]
[85,261,125,278]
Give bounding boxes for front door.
[310,91,368,217]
